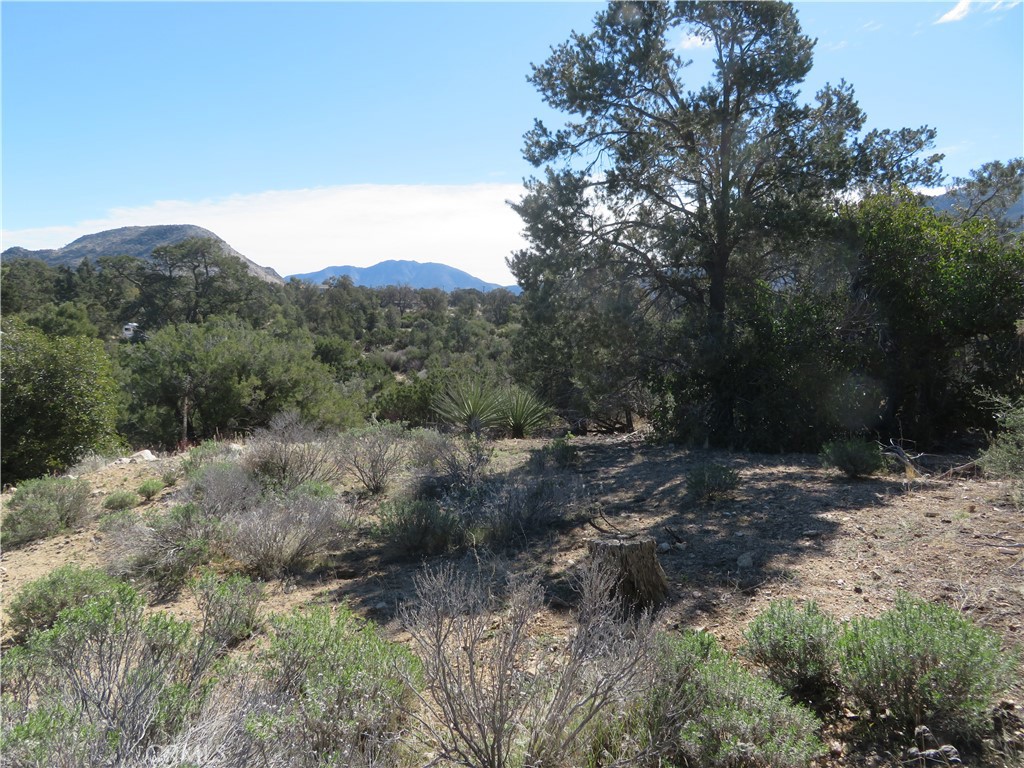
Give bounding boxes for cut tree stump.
[587,536,669,609]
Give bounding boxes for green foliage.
[136,478,165,501]
[743,599,842,710]
[838,593,1016,740]
[7,565,122,642]
[501,386,551,438]
[25,300,99,338]
[376,497,465,556]
[857,193,1024,444]
[102,490,140,511]
[180,439,236,478]
[612,631,823,768]
[188,572,264,650]
[255,605,418,761]
[433,378,505,437]
[120,316,363,448]
[819,439,884,479]
[686,463,741,502]
[538,434,580,469]
[980,394,1024,479]
[1,317,122,482]
[1,476,91,549]
[1,582,214,766]
[103,503,219,598]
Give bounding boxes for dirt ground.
[2,434,1022,766]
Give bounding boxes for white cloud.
[1,184,528,286]
[677,33,711,50]
[862,20,883,32]
[935,0,972,24]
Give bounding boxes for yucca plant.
[433,379,505,437]
[502,386,551,438]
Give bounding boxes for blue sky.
[2,1,1021,285]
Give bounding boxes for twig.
[936,459,981,479]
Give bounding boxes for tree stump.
[587,536,669,610]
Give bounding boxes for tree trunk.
[587,537,669,610]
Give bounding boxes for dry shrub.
[402,559,651,768]
[223,494,354,578]
[244,411,340,492]
[337,421,408,494]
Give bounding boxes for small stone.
[871,569,883,581]
[657,541,671,553]
[924,510,938,517]
[853,585,863,594]
[915,725,939,748]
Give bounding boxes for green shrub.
[377,498,465,556]
[433,378,505,437]
[7,565,122,641]
[686,462,740,501]
[101,490,140,511]
[980,394,1024,479]
[819,438,883,479]
[180,439,237,479]
[532,435,580,471]
[838,593,1016,740]
[743,599,841,710]
[411,432,493,497]
[255,605,418,761]
[1,581,213,766]
[189,572,264,651]
[0,318,122,483]
[1,476,91,548]
[609,631,823,768]
[103,503,218,598]
[136,478,165,501]
[501,386,551,438]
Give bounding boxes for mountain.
[1,225,284,285]
[924,190,1024,231]
[288,260,520,293]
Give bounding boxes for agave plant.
[432,379,505,437]
[502,386,551,438]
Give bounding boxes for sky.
[2,1,1022,286]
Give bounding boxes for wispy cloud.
[1,184,528,285]
[935,0,972,24]
[820,40,848,52]
[862,20,883,32]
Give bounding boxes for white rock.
[130,450,157,462]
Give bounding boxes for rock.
[915,725,939,749]
[657,541,671,553]
[131,449,157,462]
[737,551,755,569]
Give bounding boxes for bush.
[743,599,841,710]
[102,490,140,511]
[223,494,353,578]
[432,378,505,437]
[6,565,122,642]
[243,410,341,492]
[1,582,215,766]
[1,476,92,548]
[103,503,219,598]
[501,386,551,438]
[686,462,740,501]
[189,572,264,652]
[180,439,239,479]
[254,605,418,763]
[412,433,493,496]
[377,498,465,556]
[337,421,408,495]
[403,560,651,768]
[614,631,823,768]
[819,438,883,479]
[185,459,262,520]
[838,593,1016,740]
[136,478,165,501]
[0,318,122,483]
[980,394,1024,479]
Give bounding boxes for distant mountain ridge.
[288,260,520,293]
[1,225,284,285]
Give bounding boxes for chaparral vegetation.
[2,3,1022,767]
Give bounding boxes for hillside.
[288,259,520,293]
[1,224,284,285]
[2,435,1022,767]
